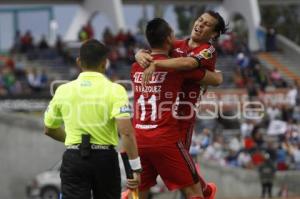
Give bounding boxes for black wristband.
[132,168,143,173]
[191,55,202,68]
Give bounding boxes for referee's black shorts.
[60,149,121,199]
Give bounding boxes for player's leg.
[139,190,150,199]
[151,141,203,197]
[183,124,194,151]
[181,182,203,198]
[182,125,216,199]
[203,182,217,199]
[138,148,158,199]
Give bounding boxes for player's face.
[191,13,218,43]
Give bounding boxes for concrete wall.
[0,112,65,199]
[200,158,300,198]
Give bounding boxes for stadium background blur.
[0,1,300,199]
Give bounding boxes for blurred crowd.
[190,30,300,171]
[0,24,150,96]
[0,55,49,96]
[192,81,300,171]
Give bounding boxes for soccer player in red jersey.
[136,11,227,199]
[131,18,222,199]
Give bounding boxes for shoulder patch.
[120,105,131,114]
[199,49,213,60]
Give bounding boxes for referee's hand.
[126,172,141,189]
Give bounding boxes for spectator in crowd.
[237,149,253,169]
[38,35,49,50]
[115,29,127,44]
[225,149,239,167]
[240,119,254,138]
[252,148,265,166]
[265,141,277,162]
[103,27,115,45]
[258,154,276,199]
[292,106,300,122]
[190,141,201,162]
[116,41,127,60]
[265,28,277,52]
[27,68,48,92]
[125,30,136,47]
[286,84,298,106]
[252,127,265,149]
[292,142,300,170]
[233,68,245,88]
[281,105,293,122]
[203,136,225,164]
[78,26,88,41]
[247,79,259,100]
[84,21,94,39]
[55,35,64,55]
[270,69,287,88]
[236,52,250,70]
[21,30,34,53]
[266,104,281,121]
[252,63,268,91]
[2,67,16,94]
[276,145,289,171]
[0,69,7,95]
[198,128,213,149]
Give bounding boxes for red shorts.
[180,122,194,150]
[138,141,199,191]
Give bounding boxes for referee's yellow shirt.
[44,71,131,146]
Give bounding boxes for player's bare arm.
[136,50,199,70]
[44,126,66,142]
[135,49,153,68]
[142,62,222,86]
[153,57,199,70]
[200,69,223,86]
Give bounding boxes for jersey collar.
[78,71,106,79]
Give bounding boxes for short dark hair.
[79,39,109,68]
[146,18,172,48]
[206,10,228,40]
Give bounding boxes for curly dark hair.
[205,10,228,40]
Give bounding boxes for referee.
[44,39,141,199]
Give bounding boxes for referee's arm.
[117,118,138,159]
[44,88,65,142]
[44,127,66,143]
[111,84,139,160]
[112,84,141,188]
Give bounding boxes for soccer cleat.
[203,182,217,199]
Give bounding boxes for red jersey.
[171,39,217,127]
[131,54,205,148]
